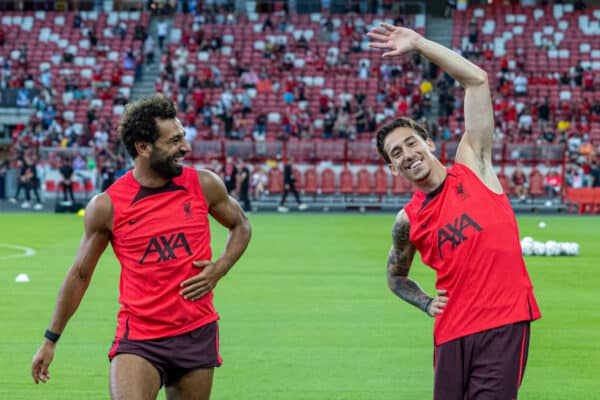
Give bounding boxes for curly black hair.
[118,94,177,159]
[376,117,429,164]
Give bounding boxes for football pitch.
[1,213,599,399]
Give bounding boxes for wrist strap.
[424,297,434,314]
[44,329,60,343]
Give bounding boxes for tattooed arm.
[387,210,446,316]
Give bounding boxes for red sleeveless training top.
[403,163,541,345]
[106,167,218,340]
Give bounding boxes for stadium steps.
[130,16,174,101]
[426,16,454,119]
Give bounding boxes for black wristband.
[44,329,61,343]
[424,297,434,314]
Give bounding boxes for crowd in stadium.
[1,0,599,211]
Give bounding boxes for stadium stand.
[1,2,598,214]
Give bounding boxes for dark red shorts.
[108,321,222,386]
[433,321,531,400]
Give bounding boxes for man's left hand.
[180,260,222,301]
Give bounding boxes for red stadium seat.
[45,180,56,192]
[303,168,318,196]
[373,166,389,199]
[356,168,372,195]
[391,174,413,195]
[320,168,336,195]
[268,168,283,194]
[293,167,303,191]
[497,172,512,195]
[528,169,545,198]
[339,167,354,195]
[84,179,94,193]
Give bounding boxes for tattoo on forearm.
[387,216,432,313]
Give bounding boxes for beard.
[149,147,185,179]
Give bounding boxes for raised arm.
[180,170,252,301]
[368,23,501,191]
[31,193,113,384]
[387,211,446,316]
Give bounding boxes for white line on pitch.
[0,243,37,260]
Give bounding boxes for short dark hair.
[376,117,429,163]
[118,94,177,159]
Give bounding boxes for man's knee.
[110,354,161,400]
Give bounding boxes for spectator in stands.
[238,160,251,212]
[566,163,584,188]
[567,132,582,158]
[124,50,136,71]
[579,135,594,162]
[252,167,267,200]
[445,0,456,18]
[278,157,307,213]
[335,109,352,139]
[100,158,116,192]
[58,156,76,204]
[514,73,528,97]
[73,154,87,171]
[574,0,587,11]
[591,160,600,187]
[22,154,43,210]
[512,165,528,201]
[157,18,168,50]
[223,157,238,194]
[543,168,562,198]
[144,36,155,65]
[9,159,28,205]
[295,33,309,51]
[262,15,274,32]
[240,67,259,88]
[0,26,6,46]
[0,160,7,201]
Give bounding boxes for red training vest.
[106,167,218,340]
[403,163,541,345]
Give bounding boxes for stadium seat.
[391,174,413,196]
[339,167,354,196]
[356,168,372,195]
[293,167,303,191]
[303,168,318,198]
[497,172,512,195]
[320,168,336,195]
[528,169,545,198]
[268,168,283,194]
[564,188,595,214]
[373,166,389,200]
[45,180,57,192]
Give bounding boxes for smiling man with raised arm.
[368,23,541,399]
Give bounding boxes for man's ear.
[135,141,152,158]
[426,138,436,153]
[388,163,400,176]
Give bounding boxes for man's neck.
[132,165,169,188]
[414,161,448,195]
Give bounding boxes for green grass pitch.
[1,213,599,399]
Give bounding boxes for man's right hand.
[367,23,422,58]
[427,289,448,317]
[31,341,55,384]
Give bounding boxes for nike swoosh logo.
[421,217,432,229]
[128,218,140,225]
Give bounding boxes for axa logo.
[139,232,192,264]
[437,213,482,258]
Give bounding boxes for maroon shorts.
[108,321,222,386]
[433,321,531,400]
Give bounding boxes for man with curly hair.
[32,94,252,400]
